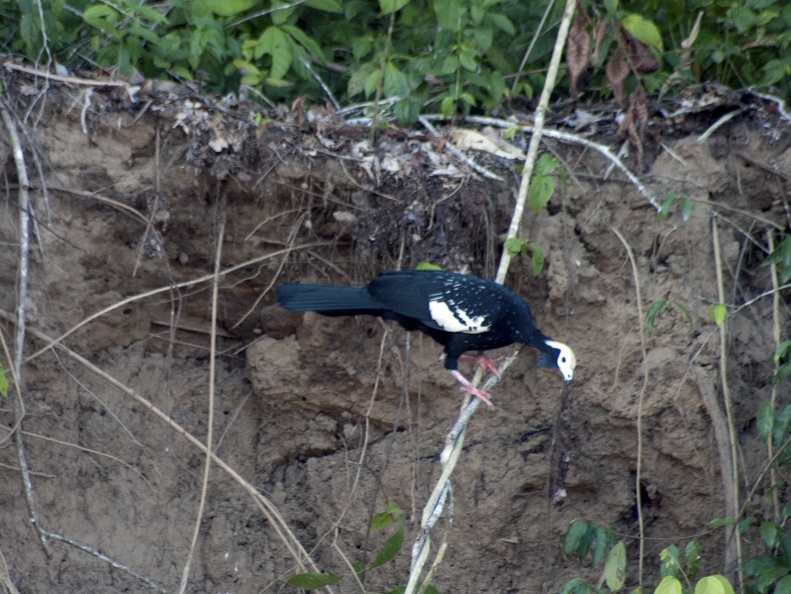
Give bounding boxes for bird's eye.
[561,357,566,363]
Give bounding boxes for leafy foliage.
[2,0,791,119]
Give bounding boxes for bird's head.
[537,340,577,383]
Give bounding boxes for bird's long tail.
[277,284,383,315]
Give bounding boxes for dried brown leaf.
[605,48,629,103]
[567,14,591,96]
[592,21,608,65]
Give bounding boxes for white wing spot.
[429,300,490,334]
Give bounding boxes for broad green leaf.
[592,527,615,566]
[83,4,120,36]
[774,340,791,366]
[440,95,456,117]
[259,26,292,81]
[730,6,756,34]
[776,575,791,594]
[349,63,375,97]
[561,578,592,594]
[282,25,325,59]
[758,403,774,440]
[0,364,7,398]
[287,572,343,589]
[535,153,560,176]
[621,14,663,50]
[369,524,404,569]
[486,13,515,35]
[530,175,555,212]
[306,0,344,12]
[529,242,545,277]
[383,62,410,97]
[576,524,597,561]
[379,0,410,15]
[685,539,701,577]
[364,69,380,98]
[504,237,526,257]
[604,541,627,591]
[564,520,589,557]
[760,521,778,548]
[646,299,667,335]
[694,575,734,594]
[709,304,726,328]
[655,575,682,594]
[202,0,256,16]
[660,545,681,577]
[433,0,465,31]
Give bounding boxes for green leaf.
[286,573,344,589]
[202,0,257,16]
[535,153,560,176]
[0,364,7,398]
[776,575,791,594]
[306,0,344,12]
[774,404,791,446]
[760,521,778,548]
[709,304,726,328]
[486,13,515,35]
[561,578,592,594]
[83,4,120,37]
[369,523,404,569]
[564,520,589,557]
[604,541,627,591]
[371,510,394,530]
[529,242,545,277]
[259,26,292,81]
[621,14,663,50]
[660,545,681,578]
[646,299,667,335]
[658,194,676,221]
[764,236,791,284]
[709,517,736,527]
[530,175,555,212]
[281,25,325,60]
[379,0,410,15]
[504,237,526,257]
[433,0,465,31]
[693,575,734,594]
[685,539,701,577]
[758,403,775,440]
[383,62,410,97]
[655,575,682,594]
[774,340,791,366]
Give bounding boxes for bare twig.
[2,60,128,88]
[0,102,50,555]
[178,219,223,593]
[40,529,167,593]
[610,226,649,588]
[711,217,743,591]
[767,231,781,523]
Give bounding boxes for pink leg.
[459,353,502,378]
[449,370,493,407]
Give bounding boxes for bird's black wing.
[368,271,507,335]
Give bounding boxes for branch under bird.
[276,270,576,405]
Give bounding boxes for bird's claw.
[459,353,503,378]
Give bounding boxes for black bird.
[276,270,576,405]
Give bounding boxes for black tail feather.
[276,284,383,316]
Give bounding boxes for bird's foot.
[459,354,503,378]
[449,370,493,407]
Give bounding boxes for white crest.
[429,300,490,334]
